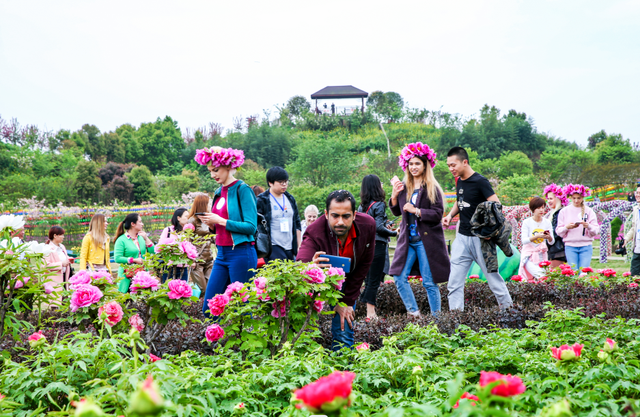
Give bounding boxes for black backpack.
[236,186,272,259]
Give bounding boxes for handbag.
[235,186,272,259]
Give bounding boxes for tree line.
[1,93,638,211]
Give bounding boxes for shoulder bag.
[236,185,272,259]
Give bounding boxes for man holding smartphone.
[297,190,376,351]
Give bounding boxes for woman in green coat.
[114,213,155,292]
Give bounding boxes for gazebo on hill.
[310,85,368,115]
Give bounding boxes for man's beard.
[332,225,349,236]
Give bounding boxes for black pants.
[631,252,640,277]
[267,245,295,262]
[360,241,387,306]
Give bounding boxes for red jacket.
[297,213,376,305]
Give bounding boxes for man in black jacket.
[256,167,302,261]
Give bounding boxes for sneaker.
[407,311,421,318]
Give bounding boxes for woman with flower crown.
[388,142,450,317]
[543,184,568,267]
[194,146,258,317]
[556,184,599,271]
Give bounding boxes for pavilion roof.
[310,85,368,99]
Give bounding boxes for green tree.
[496,174,542,206]
[74,160,101,201]
[81,124,105,160]
[156,169,200,202]
[287,134,357,187]
[595,133,634,164]
[103,132,126,163]
[127,165,157,203]
[135,116,185,173]
[285,95,311,117]
[243,123,292,168]
[496,151,533,178]
[587,130,608,149]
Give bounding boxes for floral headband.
[398,142,437,171]
[563,183,591,198]
[543,183,568,206]
[194,146,245,169]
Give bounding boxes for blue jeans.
[393,241,441,314]
[202,245,258,317]
[331,301,356,351]
[565,245,593,271]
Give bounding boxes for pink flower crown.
[194,146,245,169]
[543,183,568,206]
[563,183,591,198]
[398,142,437,171]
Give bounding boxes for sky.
[1,0,639,147]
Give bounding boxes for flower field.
[3,213,640,416]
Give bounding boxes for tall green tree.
[496,151,533,178]
[287,134,357,187]
[127,165,157,203]
[135,117,185,173]
[243,123,292,168]
[74,160,101,201]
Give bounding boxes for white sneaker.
[408,311,421,318]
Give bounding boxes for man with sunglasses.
[256,167,302,262]
[298,190,376,350]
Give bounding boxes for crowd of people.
[34,142,621,350]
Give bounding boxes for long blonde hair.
[88,214,109,249]
[402,155,444,206]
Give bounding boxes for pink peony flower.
[303,267,326,284]
[70,284,103,312]
[129,314,145,332]
[98,301,124,326]
[601,268,617,277]
[43,282,55,294]
[582,267,594,273]
[183,223,195,231]
[69,270,92,289]
[90,270,113,284]
[178,241,199,260]
[149,354,161,362]
[538,261,551,268]
[156,236,176,252]
[335,279,345,290]
[293,371,356,413]
[355,342,369,351]
[629,283,638,288]
[207,294,230,316]
[130,271,160,293]
[254,276,267,290]
[604,338,618,352]
[454,392,479,408]
[224,281,248,301]
[313,300,325,313]
[561,268,575,276]
[550,343,583,361]
[205,324,224,342]
[510,275,523,282]
[9,276,29,290]
[469,274,480,279]
[167,279,193,299]
[326,267,345,277]
[257,287,271,301]
[271,299,288,318]
[623,271,632,277]
[479,371,526,397]
[28,330,47,348]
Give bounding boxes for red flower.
[479,371,526,397]
[510,275,523,282]
[454,392,479,408]
[550,343,583,361]
[538,261,551,268]
[581,267,594,273]
[469,275,480,279]
[293,371,355,413]
[149,354,161,362]
[561,268,575,276]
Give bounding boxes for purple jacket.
[297,213,376,305]
[388,186,450,283]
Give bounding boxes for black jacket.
[357,201,397,243]
[470,201,513,273]
[256,190,302,255]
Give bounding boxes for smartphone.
[390,176,400,186]
[195,212,207,216]
[323,255,351,273]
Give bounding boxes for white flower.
[0,215,25,233]
[23,241,53,256]
[0,237,22,250]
